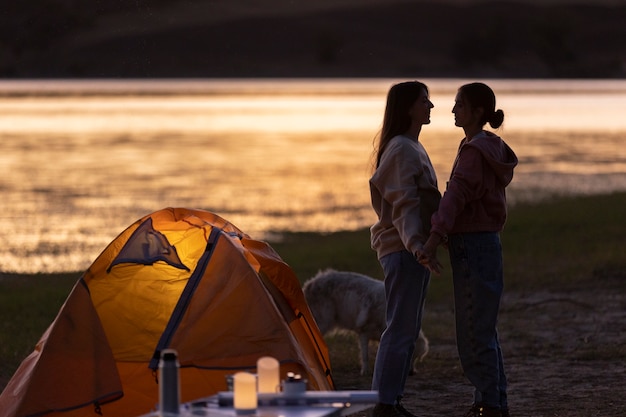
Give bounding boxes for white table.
[138,391,378,417]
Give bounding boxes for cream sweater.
[369,135,441,260]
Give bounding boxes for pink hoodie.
[431,130,518,236]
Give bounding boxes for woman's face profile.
[408,88,434,126]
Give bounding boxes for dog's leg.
[415,329,429,361]
[358,333,370,376]
[410,329,429,375]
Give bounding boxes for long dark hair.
[458,82,504,129]
[373,81,429,168]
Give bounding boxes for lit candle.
[233,372,257,414]
[256,356,280,393]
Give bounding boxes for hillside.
[1,0,625,78]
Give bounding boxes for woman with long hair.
[369,81,440,417]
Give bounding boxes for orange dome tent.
[0,208,333,417]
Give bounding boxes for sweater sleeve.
[431,146,486,236]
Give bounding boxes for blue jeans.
[448,232,508,410]
[371,250,430,404]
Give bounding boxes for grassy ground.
[1,192,625,415]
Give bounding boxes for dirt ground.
[331,272,626,417]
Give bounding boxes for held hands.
[416,233,446,275]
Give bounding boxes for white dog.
[302,269,429,376]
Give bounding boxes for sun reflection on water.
[1,79,625,273]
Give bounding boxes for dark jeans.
[448,232,508,410]
[372,250,430,404]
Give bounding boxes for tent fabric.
[0,208,333,417]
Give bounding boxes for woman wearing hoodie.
[420,82,518,417]
[369,81,441,417]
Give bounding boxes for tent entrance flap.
[107,217,189,273]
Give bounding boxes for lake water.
[1,78,625,273]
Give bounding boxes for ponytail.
[489,109,504,129]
